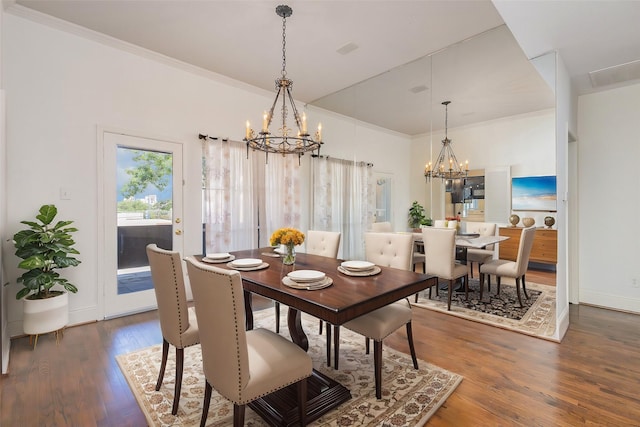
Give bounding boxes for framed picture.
[511,175,557,212]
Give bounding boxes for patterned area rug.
[412,277,557,340]
[116,310,462,426]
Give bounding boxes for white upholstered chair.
[336,232,421,399]
[479,226,536,308]
[185,257,312,427]
[146,244,200,415]
[371,221,393,232]
[433,219,447,228]
[464,222,497,278]
[447,220,458,229]
[299,230,341,344]
[418,227,469,310]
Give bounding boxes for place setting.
[226,258,269,271]
[282,269,333,290]
[201,252,235,264]
[338,260,381,277]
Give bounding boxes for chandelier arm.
[285,85,304,134]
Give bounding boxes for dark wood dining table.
[212,247,437,426]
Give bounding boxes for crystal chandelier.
[244,5,323,162]
[424,101,468,181]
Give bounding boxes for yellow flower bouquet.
[270,228,305,265]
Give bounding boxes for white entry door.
[99,129,183,318]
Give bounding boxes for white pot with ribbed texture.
[23,292,69,335]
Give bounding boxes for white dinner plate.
[287,270,326,283]
[337,265,381,277]
[230,258,263,268]
[282,276,333,290]
[341,260,375,271]
[202,254,235,264]
[206,252,231,260]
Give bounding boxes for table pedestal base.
[248,368,351,427]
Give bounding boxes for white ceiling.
[6,0,640,135]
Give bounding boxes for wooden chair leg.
[522,274,530,299]
[447,279,453,310]
[200,381,212,427]
[274,302,280,333]
[497,277,501,295]
[515,277,524,308]
[297,378,308,426]
[406,322,418,369]
[464,274,469,300]
[319,319,323,334]
[479,273,485,301]
[365,337,370,354]
[156,338,169,391]
[333,325,340,370]
[373,340,383,399]
[172,347,184,415]
[326,323,332,367]
[233,404,246,427]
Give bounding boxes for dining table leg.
[287,307,309,351]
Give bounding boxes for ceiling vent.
[336,42,359,55]
[589,59,640,88]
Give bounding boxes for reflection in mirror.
[374,174,393,223]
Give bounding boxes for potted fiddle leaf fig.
[408,201,431,230]
[12,204,81,341]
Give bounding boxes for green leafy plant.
[12,205,81,300]
[408,201,431,228]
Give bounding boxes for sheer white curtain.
[202,138,258,252]
[202,139,302,251]
[311,156,375,260]
[264,154,302,242]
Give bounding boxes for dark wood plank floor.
[2,268,639,426]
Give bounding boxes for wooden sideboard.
[498,227,557,265]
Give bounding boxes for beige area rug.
[116,309,462,426]
[412,277,557,340]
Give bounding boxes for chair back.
[465,222,497,250]
[184,257,250,403]
[447,220,458,229]
[515,227,537,276]
[433,220,447,228]
[422,227,457,278]
[306,230,341,258]
[371,221,393,232]
[146,244,190,347]
[364,232,413,270]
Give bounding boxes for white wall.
[578,82,640,313]
[410,108,556,225]
[1,14,413,336]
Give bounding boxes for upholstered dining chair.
[371,221,393,232]
[303,230,342,342]
[416,227,469,310]
[479,226,536,308]
[184,257,312,427]
[146,244,200,415]
[334,232,421,399]
[465,222,497,278]
[433,219,447,228]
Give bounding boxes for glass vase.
[283,243,296,265]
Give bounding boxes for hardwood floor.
[2,269,639,426]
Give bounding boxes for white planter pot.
[23,292,69,335]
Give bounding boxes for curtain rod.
[198,134,229,142]
[311,154,373,168]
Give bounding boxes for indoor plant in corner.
[12,204,81,347]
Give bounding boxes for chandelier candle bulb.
[301,112,307,134]
[317,123,322,141]
[246,121,251,139]
[262,111,269,133]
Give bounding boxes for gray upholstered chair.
[337,232,420,399]
[464,222,497,278]
[185,257,312,427]
[146,244,200,415]
[371,221,393,232]
[479,226,536,307]
[417,227,469,310]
